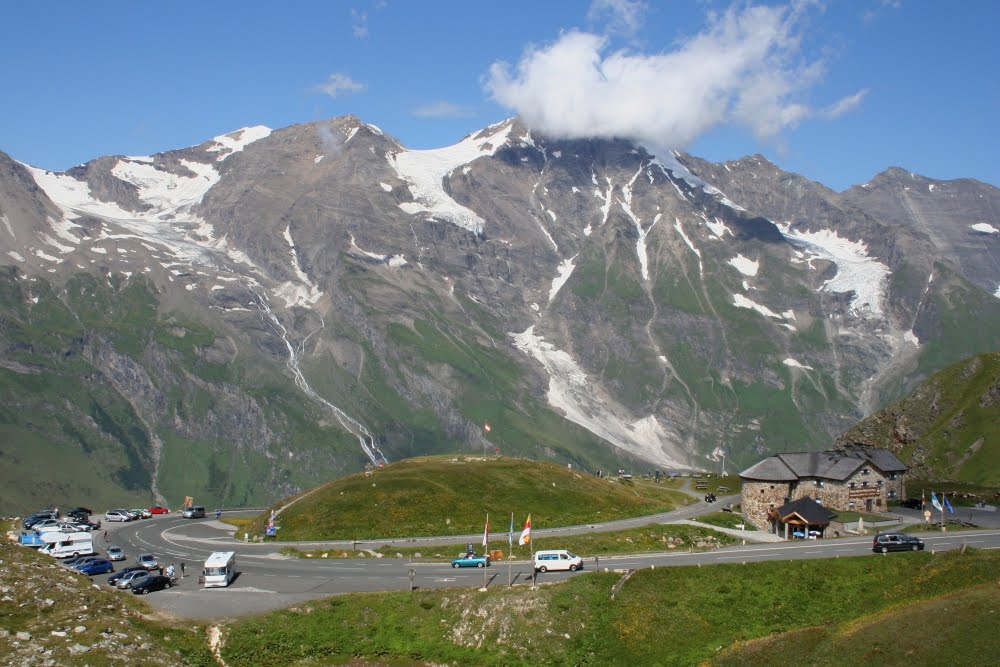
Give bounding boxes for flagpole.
[483,512,489,589]
[507,511,513,587]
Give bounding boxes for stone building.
[739,447,906,533]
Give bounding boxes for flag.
[484,422,491,433]
[943,494,955,514]
[482,514,490,547]
[508,512,514,548]
[931,492,943,512]
[921,489,926,510]
[518,514,531,545]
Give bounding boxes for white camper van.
[202,551,236,588]
[39,532,94,559]
[533,549,584,573]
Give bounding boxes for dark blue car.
[77,559,114,576]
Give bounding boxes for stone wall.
[741,480,792,530]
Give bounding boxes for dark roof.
[839,446,907,472]
[740,447,906,482]
[739,456,797,481]
[773,497,835,524]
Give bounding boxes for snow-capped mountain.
[1,115,998,511]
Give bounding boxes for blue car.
[451,554,491,568]
[77,559,114,576]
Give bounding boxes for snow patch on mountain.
[732,294,795,330]
[7,251,24,262]
[111,158,220,215]
[205,126,271,161]
[511,326,687,467]
[548,255,577,304]
[348,234,408,268]
[970,223,998,234]
[729,254,758,276]
[783,358,813,370]
[650,152,745,211]
[703,215,732,239]
[778,224,889,317]
[389,123,513,234]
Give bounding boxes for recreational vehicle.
[202,551,236,588]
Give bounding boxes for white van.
[202,551,236,588]
[39,533,94,559]
[533,549,584,573]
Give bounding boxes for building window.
[849,482,856,489]
[862,468,870,475]
[814,480,824,488]
[888,490,897,499]
[862,481,868,487]
[888,473,898,480]
[848,501,856,509]
[877,480,884,487]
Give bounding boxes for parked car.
[136,553,159,570]
[131,575,173,595]
[107,546,126,561]
[107,566,147,586]
[147,506,170,515]
[104,510,131,523]
[22,511,57,530]
[115,569,152,589]
[872,532,925,553]
[64,555,101,569]
[69,520,100,531]
[29,519,63,532]
[899,498,923,510]
[451,553,491,568]
[130,508,152,519]
[534,550,584,573]
[66,507,93,516]
[78,559,114,576]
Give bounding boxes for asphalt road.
[97,508,1000,621]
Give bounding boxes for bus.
[202,551,236,588]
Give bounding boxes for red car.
[147,506,170,515]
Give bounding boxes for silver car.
[115,569,149,589]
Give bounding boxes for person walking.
[180,562,185,577]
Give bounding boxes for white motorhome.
[202,551,236,588]
[39,532,94,559]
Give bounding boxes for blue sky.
[2,1,997,191]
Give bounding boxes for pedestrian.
[180,562,185,577]
[103,530,108,542]
[244,532,249,543]
[158,565,164,576]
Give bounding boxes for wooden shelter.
[768,497,835,539]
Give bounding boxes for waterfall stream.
[245,281,388,466]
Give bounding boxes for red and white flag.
[484,422,491,433]
[518,514,531,545]
[482,514,490,547]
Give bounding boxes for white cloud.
[314,73,367,98]
[820,88,869,118]
[587,0,647,37]
[351,8,369,38]
[486,3,865,150]
[413,101,476,118]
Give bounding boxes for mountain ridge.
[1,114,998,512]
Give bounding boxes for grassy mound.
[218,549,1000,666]
[251,455,688,541]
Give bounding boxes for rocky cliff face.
[1,116,998,511]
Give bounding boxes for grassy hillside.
[837,352,1000,484]
[0,530,212,666]
[250,456,689,540]
[218,549,1000,666]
